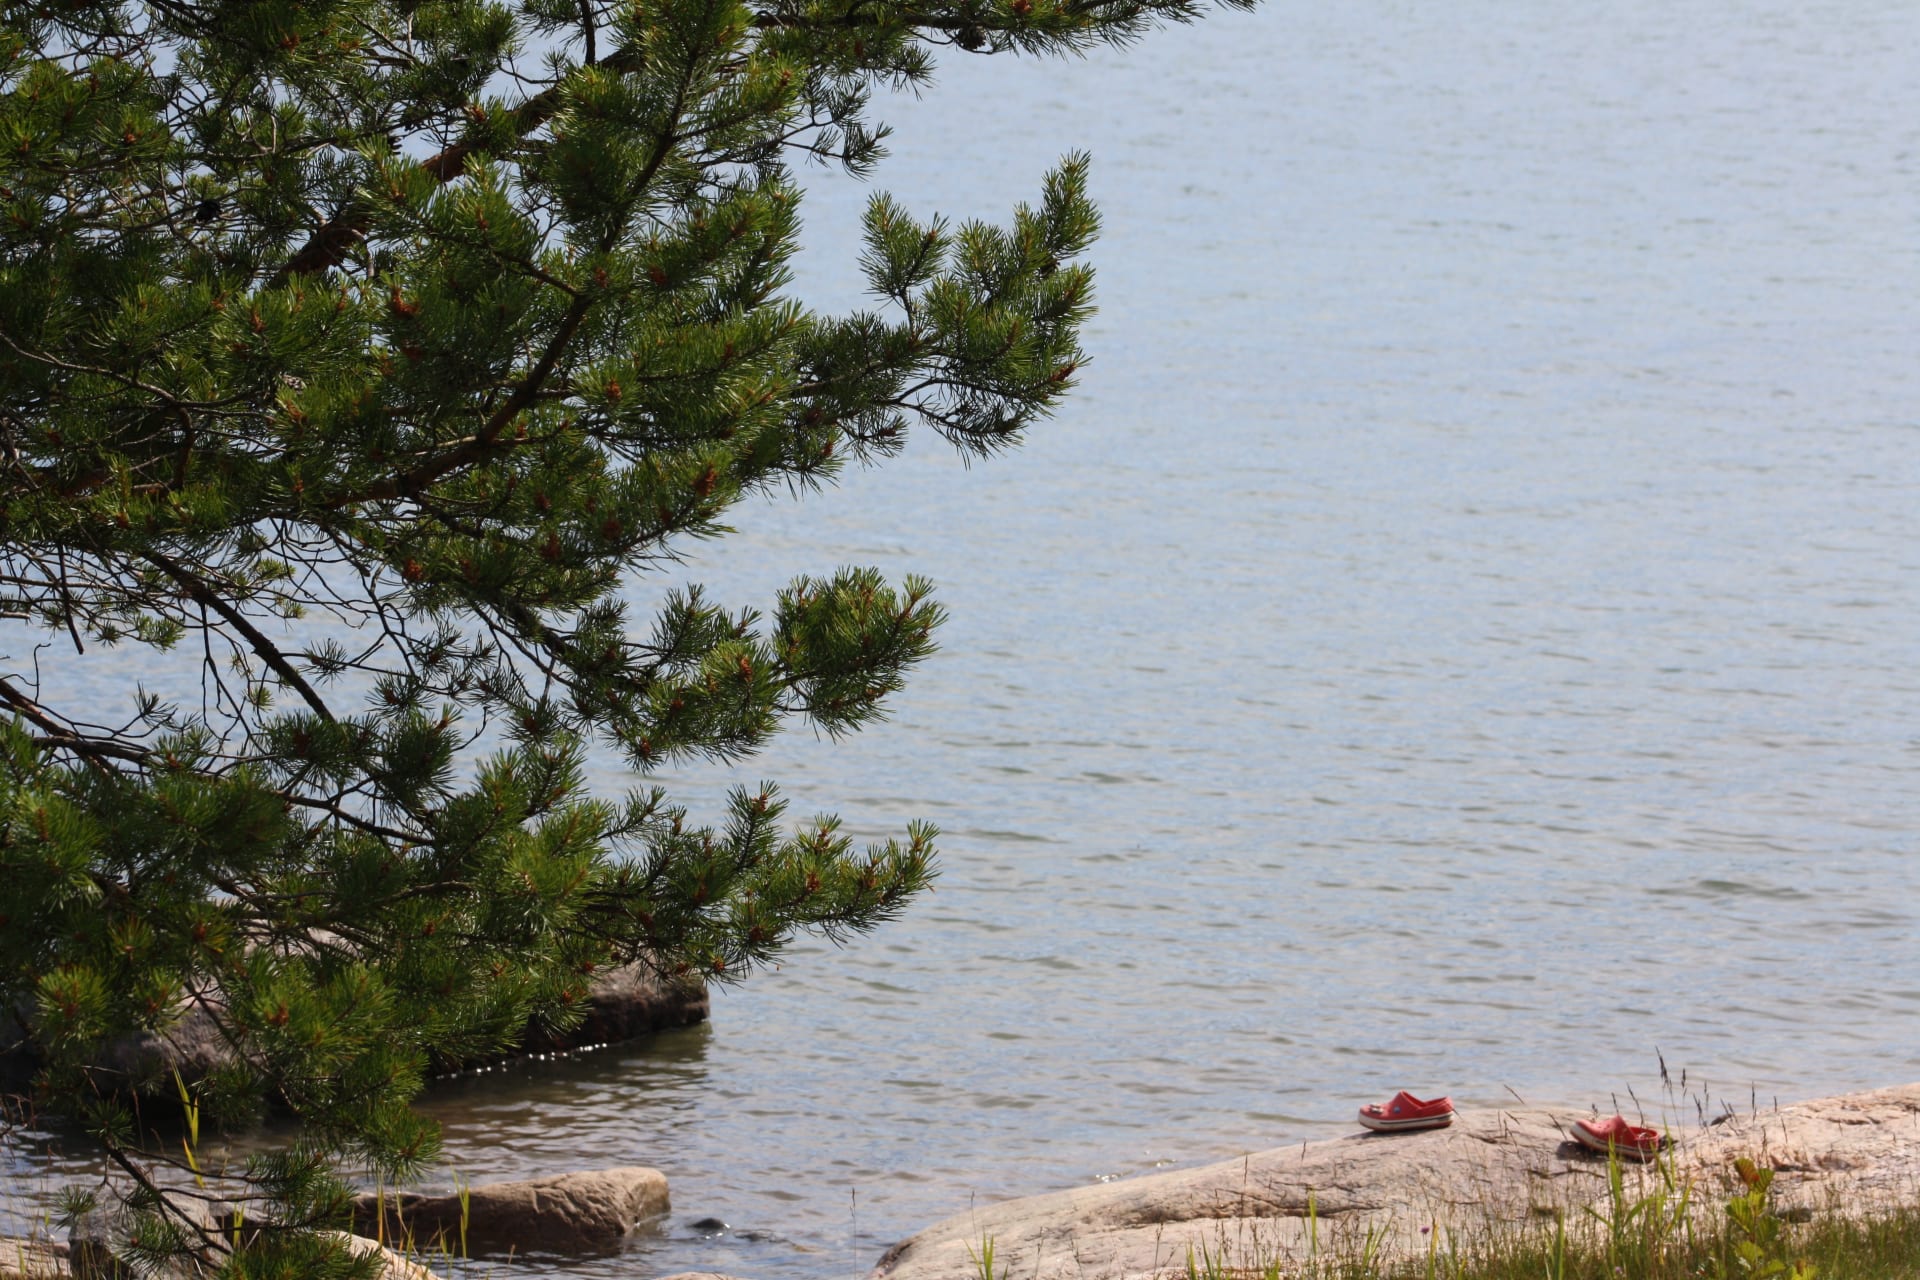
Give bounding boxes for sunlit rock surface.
[0,1233,441,1280]
[871,1084,1920,1280]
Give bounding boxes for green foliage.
[1161,1160,1853,1280]
[1583,1135,1691,1277]
[1723,1158,1815,1280]
[970,1232,1008,1280]
[0,0,1248,1264]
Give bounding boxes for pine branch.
[0,677,148,765]
[265,48,645,289]
[140,550,337,723]
[320,74,692,510]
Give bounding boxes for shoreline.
[9,1080,1920,1279]
[867,1082,1920,1280]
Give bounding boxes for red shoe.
[1358,1091,1456,1132]
[1571,1115,1665,1161]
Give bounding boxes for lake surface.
[8,0,1920,1276]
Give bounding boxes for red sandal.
[1358,1091,1456,1132]
[1571,1115,1665,1161]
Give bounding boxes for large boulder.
[871,1084,1920,1280]
[351,1167,670,1257]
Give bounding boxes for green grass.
[1169,1154,1920,1280]
[1295,1207,1920,1280]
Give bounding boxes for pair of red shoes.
[1357,1092,1666,1161]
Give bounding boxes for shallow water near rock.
[7,1,1920,1277]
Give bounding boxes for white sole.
[1357,1113,1454,1132]
[1571,1132,1662,1160]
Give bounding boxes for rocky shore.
[2,1168,671,1279]
[872,1083,1920,1280]
[0,967,702,1278]
[7,1083,1920,1279]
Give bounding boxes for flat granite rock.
[324,1232,449,1280]
[0,1238,64,1280]
[352,1167,670,1257]
[871,1084,1920,1280]
[0,1234,439,1280]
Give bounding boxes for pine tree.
[0,0,1245,1268]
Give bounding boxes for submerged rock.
[351,1166,670,1257]
[871,1083,1920,1280]
[0,964,706,1097]
[509,964,709,1059]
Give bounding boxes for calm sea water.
[8,1,1920,1276]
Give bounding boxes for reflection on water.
[9,0,1920,1276]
